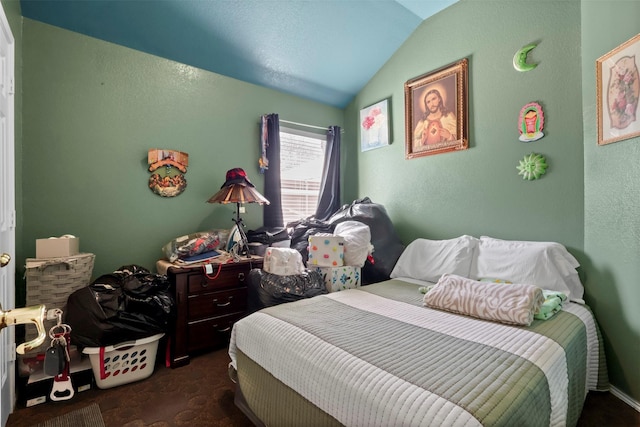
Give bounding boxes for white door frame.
[0,1,16,425]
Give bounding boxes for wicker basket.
[24,253,95,355]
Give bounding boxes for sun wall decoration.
[516,152,548,181]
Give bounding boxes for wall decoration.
[597,33,640,146]
[516,153,548,180]
[148,149,189,197]
[360,99,390,152]
[518,102,545,142]
[513,42,538,72]
[404,58,468,159]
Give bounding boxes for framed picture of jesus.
[404,58,468,159]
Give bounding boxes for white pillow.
[470,236,584,302]
[390,235,479,283]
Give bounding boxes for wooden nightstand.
[160,256,263,368]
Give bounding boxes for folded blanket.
[534,290,568,320]
[542,289,568,302]
[424,274,544,326]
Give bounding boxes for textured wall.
[581,0,640,401]
[20,19,343,281]
[347,0,584,250]
[346,0,639,402]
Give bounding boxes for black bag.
[65,265,175,349]
[246,227,289,245]
[247,268,327,313]
[328,198,405,285]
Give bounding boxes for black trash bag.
[64,265,175,349]
[328,197,405,285]
[247,268,327,313]
[246,227,289,245]
[288,217,335,264]
[119,265,173,324]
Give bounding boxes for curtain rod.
[280,119,329,131]
[280,119,344,133]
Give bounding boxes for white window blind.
[280,128,325,225]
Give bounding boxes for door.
[0,2,15,425]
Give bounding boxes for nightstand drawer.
[165,256,262,367]
[188,287,247,321]
[187,313,240,352]
[187,264,249,294]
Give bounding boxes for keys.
[43,337,67,377]
[43,312,76,401]
[44,318,72,377]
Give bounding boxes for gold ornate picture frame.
[404,58,468,159]
[596,33,640,146]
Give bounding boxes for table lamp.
[207,168,269,257]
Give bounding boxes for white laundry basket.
[82,333,164,389]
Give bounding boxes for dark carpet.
[7,348,639,426]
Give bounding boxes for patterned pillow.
[424,274,544,326]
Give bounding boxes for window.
[279,128,326,225]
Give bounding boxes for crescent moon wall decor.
[518,101,545,142]
[148,148,189,197]
[513,43,538,72]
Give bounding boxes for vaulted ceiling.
[20,0,458,108]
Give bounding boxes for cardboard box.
[36,237,79,258]
[308,235,344,267]
[17,357,94,407]
[312,266,361,292]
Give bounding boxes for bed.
[228,235,609,427]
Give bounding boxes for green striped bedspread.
[229,279,608,426]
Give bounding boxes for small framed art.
[404,58,468,159]
[596,33,640,146]
[360,99,390,152]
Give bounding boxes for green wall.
[346,0,638,402]
[581,0,640,402]
[347,0,584,251]
[12,0,640,405]
[19,19,344,281]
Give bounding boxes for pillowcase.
[390,235,479,283]
[470,236,584,302]
[424,274,544,326]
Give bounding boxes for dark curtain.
[315,126,341,221]
[261,114,284,228]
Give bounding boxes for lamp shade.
[207,183,269,205]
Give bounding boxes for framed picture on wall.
[404,58,468,159]
[360,98,390,152]
[596,33,640,146]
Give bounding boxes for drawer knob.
[214,325,231,333]
[238,272,245,282]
